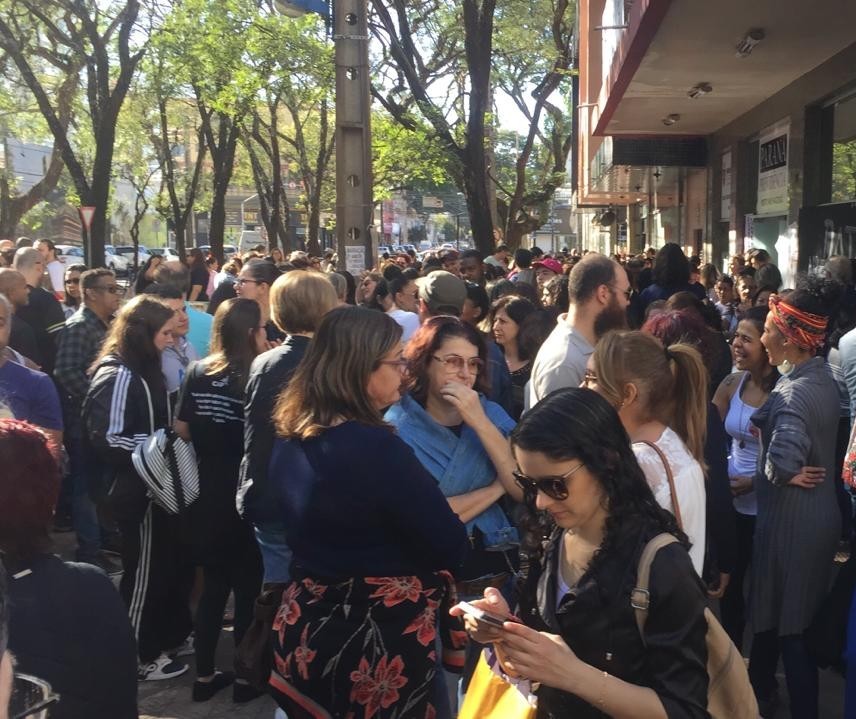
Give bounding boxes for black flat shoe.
[192,671,235,702]
[233,681,265,703]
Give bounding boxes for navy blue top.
[267,421,468,579]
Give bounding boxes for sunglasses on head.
[512,462,585,501]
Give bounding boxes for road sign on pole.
[79,206,96,231]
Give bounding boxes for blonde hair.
[269,270,339,335]
[592,330,708,463]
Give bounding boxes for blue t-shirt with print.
[0,359,63,429]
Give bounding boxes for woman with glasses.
[386,316,522,643]
[174,298,266,703]
[234,259,283,343]
[452,388,711,718]
[0,419,138,718]
[356,271,382,306]
[266,306,467,718]
[61,263,86,319]
[586,330,708,576]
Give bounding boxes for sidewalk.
[138,634,277,719]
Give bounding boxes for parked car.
[104,245,130,275]
[113,245,152,267]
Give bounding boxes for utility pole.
[334,0,374,275]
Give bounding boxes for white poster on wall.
[720,150,732,222]
[757,119,790,216]
[345,245,365,275]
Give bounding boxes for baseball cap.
[415,270,467,315]
[532,258,563,275]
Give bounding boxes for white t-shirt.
[524,315,593,412]
[45,260,65,296]
[633,427,707,576]
[387,309,420,343]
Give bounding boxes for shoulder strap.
[138,375,155,434]
[639,440,683,530]
[631,533,680,644]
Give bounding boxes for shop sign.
[757,120,790,216]
[720,150,732,222]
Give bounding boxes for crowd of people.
[0,233,855,718]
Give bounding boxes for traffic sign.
[79,206,95,231]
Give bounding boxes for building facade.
[575,0,856,276]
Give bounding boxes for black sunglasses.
[512,462,585,501]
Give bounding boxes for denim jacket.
[385,393,519,550]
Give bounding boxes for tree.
[370,0,574,252]
[132,43,209,261]
[0,0,146,266]
[242,12,336,256]
[0,70,77,238]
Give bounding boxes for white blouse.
[633,427,707,576]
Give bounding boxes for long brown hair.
[592,330,708,463]
[205,298,261,388]
[273,306,402,440]
[92,294,174,390]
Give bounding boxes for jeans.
[65,431,102,562]
[254,523,293,584]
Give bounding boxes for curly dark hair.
[404,316,490,403]
[510,388,686,570]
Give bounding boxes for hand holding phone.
[455,601,520,628]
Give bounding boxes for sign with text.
[757,120,789,216]
[345,245,365,275]
[422,196,444,209]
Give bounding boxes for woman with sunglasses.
[61,263,86,319]
[266,307,467,718]
[386,316,522,615]
[453,388,710,718]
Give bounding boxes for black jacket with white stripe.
[82,356,170,513]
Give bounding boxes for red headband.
[768,294,827,352]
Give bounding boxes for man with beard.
[525,253,629,411]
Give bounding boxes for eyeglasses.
[513,462,585,501]
[65,278,80,285]
[432,354,484,374]
[378,357,408,371]
[609,284,632,300]
[235,278,260,286]
[10,672,60,719]
[581,370,598,388]
[93,285,121,294]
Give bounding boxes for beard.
[593,295,628,339]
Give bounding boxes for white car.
[104,245,130,274]
[55,244,85,266]
[114,245,152,266]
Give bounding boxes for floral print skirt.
[269,570,466,719]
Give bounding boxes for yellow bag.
[458,650,538,719]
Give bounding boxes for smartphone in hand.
[455,601,520,628]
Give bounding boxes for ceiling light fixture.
[662,113,681,126]
[736,28,765,58]
[687,83,712,99]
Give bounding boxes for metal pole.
[456,214,460,251]
[335,0,373,273]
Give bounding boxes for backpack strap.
[639,441,683,531]
[631,533,680,645]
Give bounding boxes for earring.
[779,358,794,375]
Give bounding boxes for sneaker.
[167,635,195,658]
[138,654,188,681]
